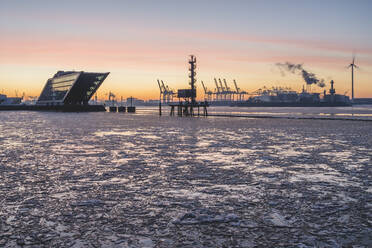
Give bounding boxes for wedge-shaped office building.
[37,71,109,105]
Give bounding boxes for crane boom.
[214,78,220,92]
[161,80,167,93]
[201,81,207,93]
[233,80,240,93]
[223,79,230,91]
[218,78,225,91]
[157,79,163,93]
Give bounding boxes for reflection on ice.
[165,189,212,199]
[289,172,360,187]
[94,130,137,137]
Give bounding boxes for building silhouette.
[37,71,109,105]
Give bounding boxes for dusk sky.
[1,0,371,99]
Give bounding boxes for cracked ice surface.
[0,111,371,247]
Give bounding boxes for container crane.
[201,81,212,101]
[218,78,226,101]
[157,79,174,103]
[223,79,232,101]
[233,80,248,101]
[157,79,164,99]
[233,79,240,101]
[105,91,116,106]
[161,80,169,103]
[158,80,165,103]
[165,85,175,103]
[214,78,221,101]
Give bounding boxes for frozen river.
[0,110,371,247]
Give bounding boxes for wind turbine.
[348,55,359,102]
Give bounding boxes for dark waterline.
[137,105,372,121]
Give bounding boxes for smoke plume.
[276,62,325,88]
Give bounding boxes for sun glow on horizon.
[1,1,372,99]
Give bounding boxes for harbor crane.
[104,91,117,106]
[233,80,248,101]
[214,78,221,101]
[108,91,115,101]
[157,79,175,103]
[201,81,213,101]
[161,80,168,103]
[157,79,164,102]
[218,78,227,101]
[164,82,175,103]
[223,79,233,101]
[234,79,240,101]
[210,78,249,102]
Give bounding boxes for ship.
[231,80,351,107]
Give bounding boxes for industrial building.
[37,71,109,105]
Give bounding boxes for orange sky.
[1,1,372,100]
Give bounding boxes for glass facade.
[37,71,109,105]
[51,73,80,102]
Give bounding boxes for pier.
[158,55,209,117]
[169,101,209,117]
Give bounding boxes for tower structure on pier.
[189,55,197,104]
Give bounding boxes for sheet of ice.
[0,110,371,247]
